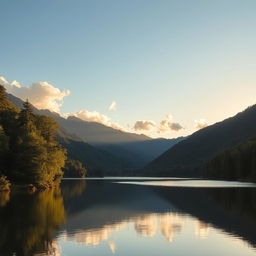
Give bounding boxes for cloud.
[0,76,70,113]
[65,110,126,131]
[133,120,156,131]
[0,76,126,131]
[67,110,110,124]
[133,115,183,134]
[194,119,208,130]
[157,115,183,133]
[109,101,117,111]
[158,115,173,133]
[169,122,183,131]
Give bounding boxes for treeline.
[63,159,87,178]
[0,85,68,189]
[206,138,256,181]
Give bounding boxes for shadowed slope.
[145,105,256,176]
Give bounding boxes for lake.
[0,178,256,256]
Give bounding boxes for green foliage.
[0,176,11,192]
[0,85,66,188]
[35,115,59,142]
[0,86,18,112]
[63,158,87,178]
[206,138,256,181]
[0,126,9,171]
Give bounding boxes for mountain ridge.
[7,93,183,170]
[144,104,256,176]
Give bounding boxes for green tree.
[206,138,256,181]
[11,102,66,186]
[0,85,17,112]
[35,115,59,142]
[0,85,66,188]
[63,159,87,178]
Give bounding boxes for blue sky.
[1,0,256,137]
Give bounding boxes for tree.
[18,100,36,133]
[10,102,67,186]
[0,85,17,112]
[0,86,67,188]
[35,115,59,142]
[206,138,256,181]
[63,159,87,178]
[0,93,66,187]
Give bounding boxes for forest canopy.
[0,85,66,189]
[206,138,256,181]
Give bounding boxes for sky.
[1,0,256,138]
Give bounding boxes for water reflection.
[159,213,185,242]
[63,221,126,246]
[61,180,86,199]
[0,191,10,207]
[134,214,158,237]
[132,213,186,241]
[0,179,256,256]
[0,188,65,256]
[195,220,210,238]
[61,212,191,247]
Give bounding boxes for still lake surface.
[1,178,256,256]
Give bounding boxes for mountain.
[57,131,131,175]
[7,94,129,174]
[7,94,182,168]
[144,105,256,177]
[7,93,182,170]
[50,115,183,167]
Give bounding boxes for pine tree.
[0,87,66,188]
[0,85,14,111]
[18,100,35,133]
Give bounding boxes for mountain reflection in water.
[0,179,256,256]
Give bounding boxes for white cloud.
[0,76,187,135]
[108,101,117,111]
[133,115,183,134]
[0,76,127,131]
[157,115,183,133]
[194,119,208,130]
[0,76,70,113]
[133,120,156,131]
[67,110,110,124]
[158,115,173,133]
[65,110,126,131]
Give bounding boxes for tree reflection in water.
[0,188,65,256]
[61,180,86,199]
[0,191,10,207]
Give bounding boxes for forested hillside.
[206,138,256,181]
[145,105,256,178]
[0,85,66,189]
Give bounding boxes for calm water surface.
[0,178,256,256]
